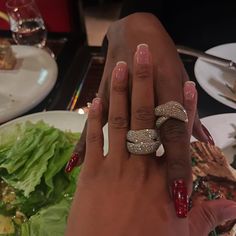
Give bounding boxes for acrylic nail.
[136,43,149,64]
[91,98,101,111]
[184,81,196,100]
[115,61,127,80]
[202,124,215,145]
[172,179,189,218]
[65,152,79,173]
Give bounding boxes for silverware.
[219,93,236,103]
[177,45,236,70]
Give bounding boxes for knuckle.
[112,83,128,94]
[135,64,152,81]
[88,109,99,120]
[168,158,190,173]
[161,120,188,143]
[87,132,102,144]
[199,203,219,229]
[109,116,129,129]
[135,106,154,122]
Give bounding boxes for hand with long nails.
[66,13,214,173]
[65,46,236,236]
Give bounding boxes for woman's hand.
[66,46,236,236]
[66,13,214,193]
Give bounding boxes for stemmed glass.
[5,0,53,57]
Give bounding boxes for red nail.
[202,125,215,145]
[172,179,188,218]
[65,152,79,173]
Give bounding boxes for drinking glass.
[6,0,47,48]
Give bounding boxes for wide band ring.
[155,101,188,128]
[127,129,158,143]
[127,141,161,155]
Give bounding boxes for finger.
[183,81,197,137]
[66,46,116,173]
[182,68,215,145]
[65,121,87,173]
[131,44,155,132]
[84,98,104,165]
[97,41,132,127]
[108,61,129,158]
[129,43,156,169]
[189,199,236,236]
[192,115,215,145]
[155,60,191,218]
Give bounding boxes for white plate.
[0,110,109,154]
[192,113,236,164]
[0,110,87,133]
[0,45,58,123]
[194,43,236,110]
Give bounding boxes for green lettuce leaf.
[0,120,81,235]
[21,199,71,236]
[0,121,80,198]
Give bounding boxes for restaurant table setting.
[0,1,236,235]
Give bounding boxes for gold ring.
[127,141,161,155]
[126,129,160,155]
[127,129,158,143]
[155,101,188,128]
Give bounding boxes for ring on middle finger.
[126,129,161,155]
[127,129,158,143]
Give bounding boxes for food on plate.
[221,83,236,104]
[230,134,236,170]
[0,121,81,236]
[191,141,236,182]
[190,141,236,235]
[233,81,236,94]
[0,215,15,234]
[0,39,16,70]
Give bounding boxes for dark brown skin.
[66,47,236,236]
[69,13,214,191]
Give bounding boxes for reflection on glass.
[6,0,47,49]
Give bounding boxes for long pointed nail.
[136,43,150,64]
[65,152,79,173]
[115,61,127,80]
[172,179,188,218]
[202,125,215,145]
[184,81,196,100]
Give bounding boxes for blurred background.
[82,0,122,46]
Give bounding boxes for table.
[73,52,235,118]
[0,30,235,123]
[0,31,94,120]
[180,55,235,117]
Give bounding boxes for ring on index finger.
[155,101,188,129]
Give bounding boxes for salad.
[0,121,80,236]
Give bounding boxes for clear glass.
[6,0,47,48]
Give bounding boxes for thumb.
[189,199,236,236]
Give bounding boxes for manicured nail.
[202,124,215,145]
[172,179,189,218]
[65,152,79,173]
[136,43,149,64]
[115,61,127,80]
[184,81,196,100]
[91,98,101,111]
